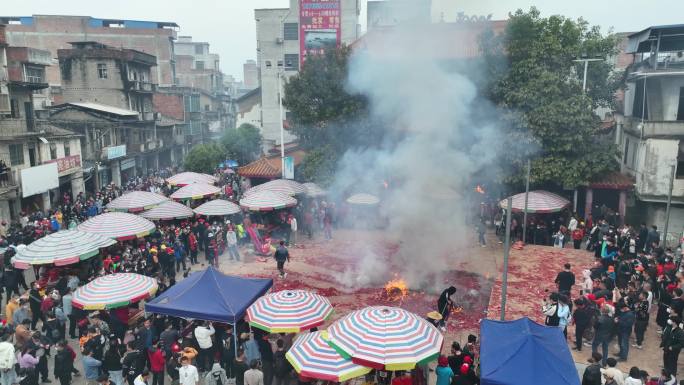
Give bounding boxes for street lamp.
[572,55,604,92]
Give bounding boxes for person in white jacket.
[194,322,215,373]
[0,333,17,385]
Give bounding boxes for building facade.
[255,0,360,146]
[243,59,258,90]
[618,24,684,242]
[53,42,160,189]
[366,0,432,31]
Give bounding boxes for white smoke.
[332,21,505,291]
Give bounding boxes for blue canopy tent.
[480,317,580,385]
[145,266,273,323]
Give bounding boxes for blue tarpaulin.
[145,266,273,323]
[480,317,580,385]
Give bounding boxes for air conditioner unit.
[154,112,161,121]
[41,99,52,108]
[275,37,284,44]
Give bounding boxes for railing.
[129,80,156,92]
[636,52,684,71]
[140,112,156,121]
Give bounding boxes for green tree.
[482,8,621,188]
[184,143,223,174]
[283,46,373,183]
[221,123,263,166]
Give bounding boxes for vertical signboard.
[299,0,341,66]
[283,156,295,180]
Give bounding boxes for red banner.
[44,154,81,174]
[299,0,341,66]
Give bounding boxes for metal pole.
[522,160,530,243]
[582,60,588,92]
[278,70,285,179]
[501,197,512,321]
[663,165,676,248]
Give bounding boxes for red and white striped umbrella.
[240,190,297,211]
[106,191,169,212]
[166,172,217,186]
[140,201,194,221]
[247,290,334,333]
[78,212,156,241]
[286,331,372,382]
[193,199,241,216]
[346,193,380,205]
[170,183,221,201]
[72,273,158,310]
[327,306,443,371]
[244,179,307,197]
[499,190,570,214]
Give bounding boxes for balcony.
[623,116,684,138]
[0,168,19,197]
[128,80,157,93]
[139,111,157,121]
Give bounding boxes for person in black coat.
[54,341,74,385]
[572,298,592,351]
[591,306,613,367]
[582,352,603,385]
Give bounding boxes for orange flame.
[384,278,409,302]
[475,185,485,194]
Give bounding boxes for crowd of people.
[539,213,684,385]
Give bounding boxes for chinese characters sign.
[299,0,341,65]
[44,154,82,176]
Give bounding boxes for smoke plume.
[332,21,505,291]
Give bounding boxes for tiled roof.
[590,172,635,190]
[238,150,306,179]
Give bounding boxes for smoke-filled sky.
[3,0,681,80]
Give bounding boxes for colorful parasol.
[346,193,380,205]
[13,230,116,269]
[72,273,158,310]
[78,212,156,241]
[240,190,297,211]
[303,182,326,198]
[286,331,372,382]
[247,290,334,333]
[166,172,217,186]
[498,190,570,214]
[140,201,195,221]
[326,306,443,371]
[244,179,307,197]
[193,199,241,216]
[170,183,221,201]
[105,191,169,212]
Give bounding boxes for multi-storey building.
[243,59,258,90]
[255,0,361,147]
[51,42,160,189]
[618,24,684,241]
[0,25,84,220]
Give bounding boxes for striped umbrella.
[499,190,570,214]
[13,230,116,269]
[346,193,380,205]
[193,199,241,216]
[105,191,169,212]
[247,290,334,333]
[240,190,297,211]
[170,183,221,201]
[327,306,443,371]
[245,179,307,197]
[72,273,158,310]
[287,331,372,382]
[303,182,326,198]
[78,212,156,241]
[140,201,194,221]
[166,172,217,186]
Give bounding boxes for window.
[10,99,19,118]
[633,79,648,119]
[9,144,23,166]
[195,61,205,70]
[195,44,204,55]
[284,54,299,71]
[283,23,299,40]
[678,87,684,121]
[64,143,70,157]
[49,143,57,160]
[97,63,108,79]
[25,66,44,83]
[678,141,684,179]
[265,60,272,69]
[277,60,283,68]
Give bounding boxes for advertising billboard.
[283,156,295,179]
[44,154,82,176]
[299,0,341,65]
[107,145,127,160]
[21,163,59,198]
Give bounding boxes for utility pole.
[522,160,531,243]
[663,164,676,248]
[501,196,513,321]
[277,64,285,179]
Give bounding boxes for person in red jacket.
[148,342,166,385]
[188,231,198,265]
